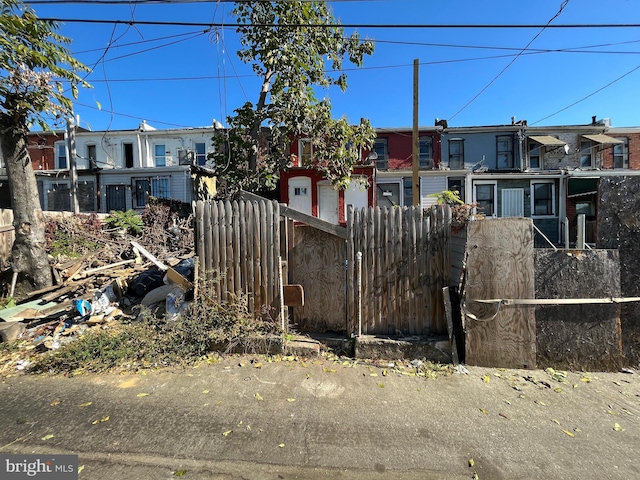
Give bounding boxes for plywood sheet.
[464,218,536,369]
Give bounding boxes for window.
[86,144,96,169]
[294,187,308,196]
[449,139,464,169]
[133,176,170,208]
[195,142,207,166]
[374,138,388,170]
[55,142,67,169]
[106,185,126,212]
[531,181,555,216]
[528,141,541,170]
[613,138,629,169]
[299,139,313,165]
[580,140,594,168]
[47,182,70,211]
[154,144,166,167]
[448,178,465,203]
[497,135,514,169]
[124,143,134,168]
[403,178,413,207]
[474,182,496,217]
[419,136,433,169]
[376,181,400,207]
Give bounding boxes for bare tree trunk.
[0,122,52,290]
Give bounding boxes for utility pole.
[66,116,79,214]
[412,59,420,206]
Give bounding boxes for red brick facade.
[600,131,640,170]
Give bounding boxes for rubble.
[0,202,197,373]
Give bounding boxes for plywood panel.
[289,225,346,333]
[535,249,622,371]
[464,218,536,369]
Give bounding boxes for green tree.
[0,0,89,289]
[211,1,376,195]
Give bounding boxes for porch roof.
[582,134,624,145]
[529,135,566,147]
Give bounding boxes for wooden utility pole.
[412,59,420,206]
[66,116,79,213]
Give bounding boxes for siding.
[420,176,447,208]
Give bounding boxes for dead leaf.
[370,373,378,377]
[222,430,232,437]
[41,434,54,441]
[254,363,262,369]
[173,470,187,477]
[254,393,263,401]
[278,443,285,448]
[92,416,110,425]
[562,429,575,437]
[287,398,296,403]
[50,399,61,407]
[79,402,92,407]
[377,382,384,388]
[202,390,209,394]
[136,393,149,398]
[614,423,625,432]
[482,375,491,384]
[469,458,475,467]
[77,465,84,474]
[479,408,489,415]
[554,387,563,393]
[535,400,546,406]
[551,419,560,425]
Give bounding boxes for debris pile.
[0,202,196,373]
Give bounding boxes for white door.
[344,177,369,217]
[318,183,339,224]
[502,188,525,217]
[288,177,312,215]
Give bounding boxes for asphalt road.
[1,355,639,479]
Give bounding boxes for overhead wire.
[448,0,571,121]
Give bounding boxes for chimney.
[591,116,597,125]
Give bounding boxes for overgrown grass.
[30,290,281,375]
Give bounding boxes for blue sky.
[25,0,640,131]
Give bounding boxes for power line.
[38,18,640,29]
[449,0,571,121]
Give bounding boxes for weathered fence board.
[347,204,451,336]
[0,209,15,270]
[463,218,536,369]
[194,198,281,317]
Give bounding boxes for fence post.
[356,251,362,337]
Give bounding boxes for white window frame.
[449,138,464,169]
[195,142,207,166]
[154,144,166,167]
[579,139,595,169]
[496,135,514,169]
[418,136,433,169]
[473,181,497,217]
[55,141,68,169]
[613,138,629,169]
[530,180,556,218]
[374,138,389,170]
[298,138,313,165]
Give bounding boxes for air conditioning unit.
[177,149,194,165]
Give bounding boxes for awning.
[582,134,624,145]
[529,135,566,147]
[568,178,599,198]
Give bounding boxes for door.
[502,188,525,217]
[344,177,369,217]
[318,182,339,223]
[288,177,312,215]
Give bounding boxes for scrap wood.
[76,259,137,278]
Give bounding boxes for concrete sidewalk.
[0,356,639,479]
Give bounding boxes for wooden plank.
[204,199,213,281]
[239,200,247,297]
[252,200,261,311]
[423,210,431,331]
[244,201,254,313]
[195,200,206,281]
[225,200,235,299]
[442,286,460,364]
[464,218,536,369]
[346,205,354,335]
[283,284,304,307]
[266,200,274,306]
[233,200,241,296]
[374,207,383,334]
[211,201,221,300]
[218,201,228,302]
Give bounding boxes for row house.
[281,116,640,246]
[0,122,218,213]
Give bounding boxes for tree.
[211,1,376,195]
[0,0,89,289]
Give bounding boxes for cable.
[73,101,194,128]
[531,64,640,125]
[38,18,640,29]
[449,0,571,121]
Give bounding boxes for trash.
[166,286,186,321]
[74,299,91,316]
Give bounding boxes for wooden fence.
[346,205,452,336]
[194,199,282,316]
[0,209,15,271]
